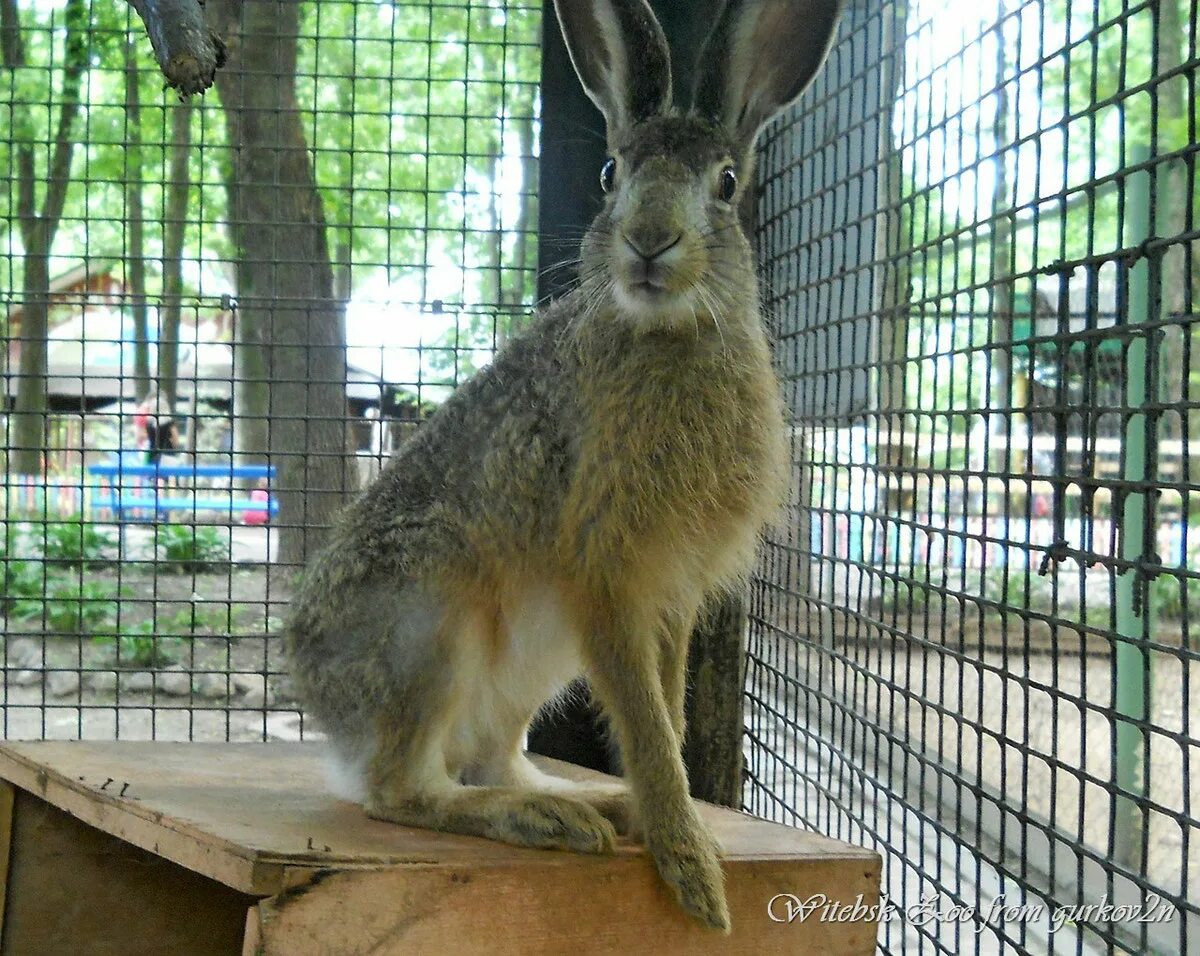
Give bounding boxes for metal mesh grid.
[5,0,1199,951]
[746,0,1198,952]
[1,0,540,742]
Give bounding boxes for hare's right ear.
[551,0,673,142]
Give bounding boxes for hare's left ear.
[693,0,845,151]
[552,0,673,143]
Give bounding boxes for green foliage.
[3,0,542,381]
[2,521,116,628]
[886,0,1199,486]
[165,602,240,635]
[13,579,122,635]
[39,516,116,567]
[879,578,930,614]
[981,569,1053,612]
[107,620,179,668]
[93,603,239,668]
[154,525,231,572]
[1149,573,1200,623]
[2,559,50,607]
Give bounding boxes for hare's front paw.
[499,792,618,855]
[647,819,731,932]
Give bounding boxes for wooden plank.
[0,780,14,943]
[2,788,251,956]
[0,742,877,897]
[248,856,880,955]
[0,742,280,894]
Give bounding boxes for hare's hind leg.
[365,718,619,854]
[365,782,617,854]
[363,596,617,855]
[495,743,637,837]
[658,606,699,747]
[460,586,637,836]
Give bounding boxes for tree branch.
[126,0,227,96]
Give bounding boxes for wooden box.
[0,741,880,954]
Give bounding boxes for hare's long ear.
[551,0,672,141]
[693,0,845,151]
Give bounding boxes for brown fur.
[283,0,844,932]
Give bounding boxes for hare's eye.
[600,157,617,194]
[717,166,738,203]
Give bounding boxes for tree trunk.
[333,236,352,306]
[2,0,89,475]
[988,3,1022,501]
[232,304,270,472]
[484,141,505,341]
[11,248,51,474]
[216,157,269,476]
[124,39,152,401]
[209,0,352,564]
[507,111,537,311]
[332,233,360,485]
[160,97,194,411]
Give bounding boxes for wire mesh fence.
[746,0,1198,953]
[4,0,1200,952]
[1,0,540,741]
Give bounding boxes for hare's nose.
[622,231,682,262]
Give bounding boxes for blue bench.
[87,462,279,522]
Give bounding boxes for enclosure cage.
[746,1,1200,953]
[1,0,1198,954]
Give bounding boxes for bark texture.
[159,97,194,411]
[126,0,227,96]
[124,39,152,401]
[208,0,353,563]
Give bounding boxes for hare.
[284,0,844,932]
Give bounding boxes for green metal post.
[1114,143,1153,871]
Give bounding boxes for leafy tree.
[893,0,1197,458]
[293,0,541,380]
[1,0,90,474]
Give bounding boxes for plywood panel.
[2,789,252,956]
[0,780,14,942]
[0,741,878,896]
